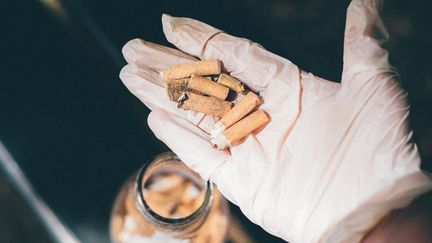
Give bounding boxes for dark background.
[0,0,431,242]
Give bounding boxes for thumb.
[342,0,392,81]
[147,109,230,180]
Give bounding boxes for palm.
[120,2,432,242]
[224,68,411,242]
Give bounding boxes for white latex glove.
[119,0,432,242]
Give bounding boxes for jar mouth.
[135,152,213,228]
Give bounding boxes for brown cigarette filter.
[179,92,232,117]
[165,79,205,101]
[217,73,245,93]
[165,78,189,101]
[175,203,196,218]
[219,92,261,129]
[224,109,269,144]
[144,190,178,218]
[148,173,185,192]
[179,181,198,204]
[161,60,221,81]
[188,74,229,100]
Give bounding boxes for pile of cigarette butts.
[161,59,269,149]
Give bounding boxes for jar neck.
[134,152,213,236]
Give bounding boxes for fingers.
[122,38,197,73]
[342,0,393,81]
[120,64,207,126]
[147,109,230,180]
[120,39,215,126]
[120,64,169,107]
[162,14,300,92]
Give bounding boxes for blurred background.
[0,0,431,242]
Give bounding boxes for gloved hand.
[119,0,432,242]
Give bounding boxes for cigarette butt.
[147,173,185,192]
[180,181,200,205]
[192,189,206,209]
[188,74,229,100]
[164,78,205,101]
[161,60,221,81]
[217,73,245,93]
[179,92,232,118]
[211,109,269,149]
[144,190,177,218]
[212,92,261,136]
[165,78,188,101]
[175,202,197,217]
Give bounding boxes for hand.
[119,0,432,242]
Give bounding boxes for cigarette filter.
[211,109,269,149]
[175,204,195,217]
[148,173,185,192]
[165,78,189,101]
[144,190,177,218]
[161,60,221,81]
[179,181,200,204]
[165,78,206,101]
[211,92,261,137]
[188,74,229,100]
[217,73,245,93]
[175,196,205,218]
[179,92,232,118]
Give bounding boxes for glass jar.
[110,152,230,243]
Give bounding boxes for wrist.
[361,190,432,243]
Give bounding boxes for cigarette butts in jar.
[178,92,232,118]
[211,92,261,137]
[217,73,245,93]
[161,60,221,81]
[188,74,229,100]
[211,109,269,149]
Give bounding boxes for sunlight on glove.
[119,0,432,242]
